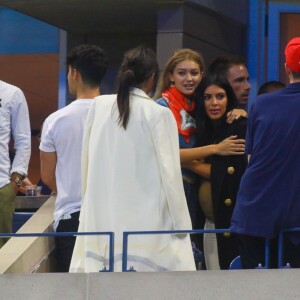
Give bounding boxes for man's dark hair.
[257,81,286,95]
[67,44,108,87]
[207,54,247,78]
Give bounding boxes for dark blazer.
[210,117,248,269]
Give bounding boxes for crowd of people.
[1,37,300,272]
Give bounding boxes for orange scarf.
[162,86,196,143]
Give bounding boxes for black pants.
[236,233,300,269]
[55,211,80,272]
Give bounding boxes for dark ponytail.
[116,69,135,129]
[116,47,158,129]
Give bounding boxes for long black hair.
[116,46,158,129]
[196,75,238,146]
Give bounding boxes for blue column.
[248,0,266,102]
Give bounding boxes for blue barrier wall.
[0,8,58,54]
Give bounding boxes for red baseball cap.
[285,37,300,73]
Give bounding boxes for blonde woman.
[156,49,246,234]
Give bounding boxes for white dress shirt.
[0,80,31,188]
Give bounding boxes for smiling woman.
[155,49,206,237]
[168,60,203,97]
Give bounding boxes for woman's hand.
[226,109,248,124]
[215,135,245,155]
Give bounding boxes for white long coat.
[69,88,195,272]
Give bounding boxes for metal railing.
[122,229,231,272]
[2,227,299,272]
[278,227,300,268]
[121,227,300,271]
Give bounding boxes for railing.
[122,229,231,272]
[0,231,115,272]
[2,227,299,272]
[278,227,300,268]
[122,229,298,271]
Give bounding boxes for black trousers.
[55,211,80,272]
[236,233,300,269]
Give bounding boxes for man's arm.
[40,151,57,194]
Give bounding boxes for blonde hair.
[155,48,204,98]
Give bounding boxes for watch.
[11,174,24,187]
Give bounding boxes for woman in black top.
[184,76,247,269]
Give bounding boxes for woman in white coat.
[69,47,196,272]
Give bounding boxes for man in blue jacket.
[231,37,300,268]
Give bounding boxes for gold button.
[227,166,235,174]
[223,232,231,238]
[224,198,232,206]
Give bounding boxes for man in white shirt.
[40,44,108,272]
[0,81,31,247]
